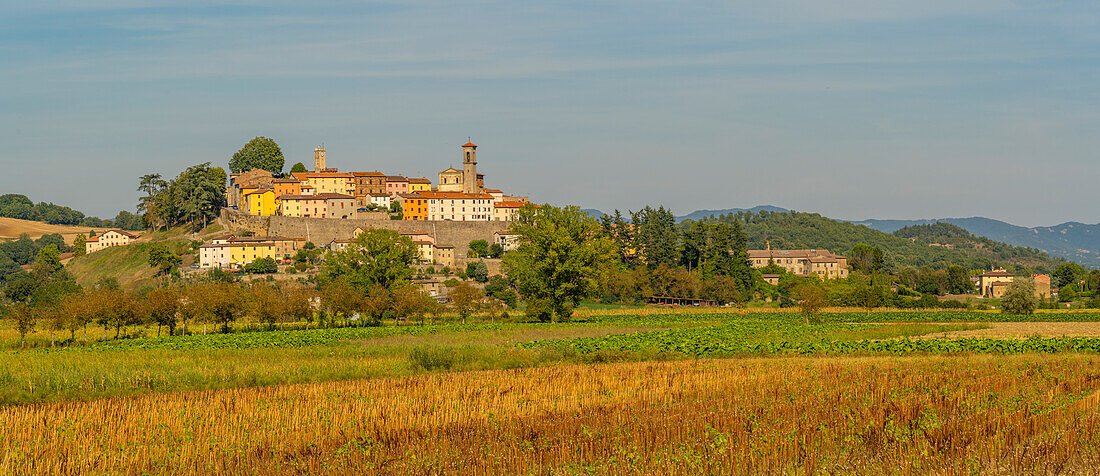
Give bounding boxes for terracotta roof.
[747,249,842,260]
[494,201,528,208]
[85,236,99,242]
[351,171,385,177]
[434,244,454,249]
[385,175,408,182]
[462,141,477,148]
[317,193,354,199]
[272,178,300,183]
[809,257,838,263]
[482,188,502,193]
[397,193,424,199]
[104,229,141,239]
[292,172,353,179]
[368,192,391,197]
[418,191,493,200]
[979,270,1015,278]
[408,177,432,184]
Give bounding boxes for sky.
[1,1,1097,227]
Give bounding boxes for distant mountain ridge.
[583,206,790,222]
[852,217,1100,268]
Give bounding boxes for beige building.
[313,146,326,172]
[278,193,356,218]
[433,244,455,267]
[747,248,849,279]
[227,168,274,209]
[493,201,529,221]
[416,191,493,221]
[493,232,521,252]
[85,229,141,253]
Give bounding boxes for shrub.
[409,346,457,371]
[1002,278,1038,315]
[244,257,278,274]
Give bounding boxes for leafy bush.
[409,346,457,371]
[244,257,278,274]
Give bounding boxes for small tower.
[461,140,478,194]
[314,145,326,172]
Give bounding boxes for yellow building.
[978,269,1015,297]
[408,177,432,193]
[292,172,355,196]
[229,241,278,267]
[243,189,277,216]
[438,167,463,192]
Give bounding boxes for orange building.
[399,193,429,221]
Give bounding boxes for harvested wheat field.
[4,354,1100,475]
[0,217,106,244]
[920,322,1100,339]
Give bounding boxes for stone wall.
[224,210,509,258]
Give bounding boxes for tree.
[468,240,489,258]
[59,290,94,344]
[244,257,278,274]
[322,229,418,290]
[1054,263,1086,289]
[73,234,87,256]
[320,280,364,327]
[946,265,973,294]
[283,286,316,328]
[487,243,503,258]
[1001,277,1038,315]
[190,282,247,333]
[143,287,181,336]
[148,243,181,276]
[1059,283,1079,303]
[290,162,307,174]
[249,284,285,329]
[503,205,616,323]
[449,281,483,324]
[229,136,285,174]
[137,173,167,229]
[466,260,489,283]
[9,303,36,348]
[391,285,433,325]
[795,284,827,324]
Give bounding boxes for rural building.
[493,232,521,252]
[1034,274,1052,298]
[85,229,141,253]
[746,247,849,279]
[978,269,1015,298]
[433,244,455,267]
[227,168,274,209]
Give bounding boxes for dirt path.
[921,322,1100,339]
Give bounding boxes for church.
[438,141,484,193]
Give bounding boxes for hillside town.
[227,142,531,222]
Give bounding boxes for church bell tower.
[461,140,478,194]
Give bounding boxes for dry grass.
[5,354,1100,474]
[0,217,108,244]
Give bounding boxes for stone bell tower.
[461,140,478,194]
[314,145,326,172]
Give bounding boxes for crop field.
[7,308,1100,473]
[5,354,1100,474]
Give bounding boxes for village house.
[408,177,432,193]
[493,232,521,252]
[243,188,277,216]
[227,168,274,209]
[277,193,355,218]
[368,193,392,210]
[493,201,528,221]
[433,244,455,267]
[746,247,850,279]
[351,171,386,208]
[411,191,493,221]
[199,235,304,268]
[978,269,1015,298]
[271,178,301,198]
[291,171,355,196]
[85,229,141,253]
[398,193,429,221]
[385,175,410,197]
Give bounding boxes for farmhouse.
[747,247,849,279]
[85,230,141,253]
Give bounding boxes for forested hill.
[686,210,1064,272]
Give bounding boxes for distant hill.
[582,209,606,219]
[694,210,1063,271]
[676,205,789,223]
[853,217,1100,268]
[0,217,109,244]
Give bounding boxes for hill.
[676,205,789,222]
[697,210,1062,272]
[0,217,109,244]
[853,217,1100,268]
[65,223,226,289]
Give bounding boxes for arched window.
[466,152,471,160]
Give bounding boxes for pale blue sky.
[1,1,1097,226]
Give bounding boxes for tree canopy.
[229,137,285,174]
[322,229,418,290]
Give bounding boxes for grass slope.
[0,216,108,244]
